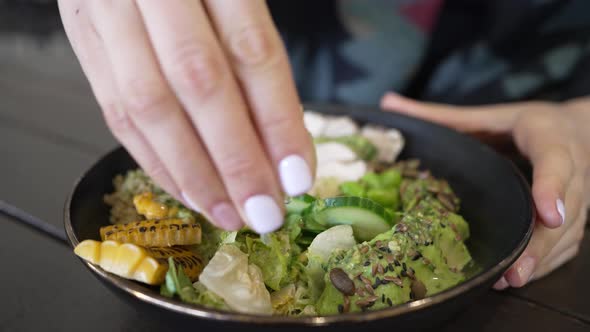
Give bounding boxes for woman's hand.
[381,92,590,288]
[58,0,315,233]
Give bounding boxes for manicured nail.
[211,202,243,231]
[516,256,536,285]
[556,199,565,226]
[279,155,313,196]
[181,191,201,213]
[493,277,509,290]
[244,195,283,234]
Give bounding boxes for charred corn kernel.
[100,218,201,247]
[74,240,167,285]
[133,192,170,219]
[74,240,205,284]
[148,246,204,282]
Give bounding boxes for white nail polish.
[556,199,565,226]
[181,191,201,213]
[244,195,283,234]
[279,155,313,196]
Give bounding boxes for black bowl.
[64,105,534,330]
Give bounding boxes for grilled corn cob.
[100,218,201,247]
[74,240,204,284]
[133,192,178,220]
[149,246,205,282]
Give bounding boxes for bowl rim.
[64,107,535,326]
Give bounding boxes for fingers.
[204,0,315,196]
[496,211,583,289]
[529,148,573,228]
[58,0,180,199]
[504,219,569,287]
[136,0,286,233]
[380,92,519,133]
[88,1,243,230]
[537,211,586,276]
[533,244,580,280]
[514,114,576,228]
[493,277,510,291]
[499,112,586,288]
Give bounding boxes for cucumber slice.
[305,197,394,241]
[285,194,316,214]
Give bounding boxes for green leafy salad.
[92,112,473,316]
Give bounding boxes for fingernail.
[211,202,243,231]
[279,155,313,196]
[516,256,536,285]
[181,191,201,213]
[556,199,565,226]
[244,195,283,234]
[493,277,509,290]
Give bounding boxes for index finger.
[205,0,316,196]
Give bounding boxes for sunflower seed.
[437,193,455,211]
[365,283,375,295]
[384,276,404,287]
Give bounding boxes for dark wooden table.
[1,3,588,331]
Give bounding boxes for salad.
[74,111,472,316]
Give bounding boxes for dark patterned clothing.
[269,0,590,106]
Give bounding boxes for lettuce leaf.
[161,257,199,303]
[246,231,292,291]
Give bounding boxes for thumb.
[380,92,519,134]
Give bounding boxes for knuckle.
[228,25,281,69]
[101,101,135,134]
[259,111,297,135]
[143,160,169,184]
[121,79,173,122]
[176,175,202,195]
[167,41,224,100]
[219,153,261,185]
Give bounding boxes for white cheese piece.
[316,160,367,182]
[361,126,405,162]
[308,225,356,263]
[322,116,359,137]
[303,111,327,137]
[315,142,357,164]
